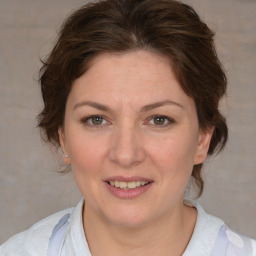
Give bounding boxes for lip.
[104,176,154,199]
[104,176,153,182]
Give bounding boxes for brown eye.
[153,116,167,125]
[148,115,174,127]
[91,116,104,125]
[81,115,107,127]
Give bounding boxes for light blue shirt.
[1,198,255,255]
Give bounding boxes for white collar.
[183,200,224,255]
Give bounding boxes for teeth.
[108,180,150,189]
[119,182,127,189]
[128,181,136,189]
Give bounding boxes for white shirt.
[1,198,255,255]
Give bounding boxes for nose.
[108,123,146,168]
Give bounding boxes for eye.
[148,115,174,126]
[81,115,108,127]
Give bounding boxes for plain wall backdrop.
[0,0,255,244]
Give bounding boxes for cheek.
[147,132,197,175]
[148,134,198,200]
[66,131,107,177]
[67,134,107,204]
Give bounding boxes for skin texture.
[59,50,213,255]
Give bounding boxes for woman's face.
[59,50,212,227]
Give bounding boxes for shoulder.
[212,224,256,256]
[0,207,74,256]
[184,200,256,256]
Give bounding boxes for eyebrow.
[73,100,184,112]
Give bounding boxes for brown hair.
[38,0,228,197]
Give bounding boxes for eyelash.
[81,115,108,128]
[81,115,175,128]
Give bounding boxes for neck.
[82,200,197,256]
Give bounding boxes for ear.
[193,127,214,165]
[58,127,71,165]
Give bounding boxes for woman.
[1,0,255,255]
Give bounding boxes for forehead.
[86,50,174,85]
[68,50,193,109]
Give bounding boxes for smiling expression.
[59,50,212,227]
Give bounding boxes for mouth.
[106,180,151,190]
[104,177,153,199]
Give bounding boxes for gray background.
[0,0,255,244]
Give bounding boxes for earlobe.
[194,127,214,165]
[58,127,71,165]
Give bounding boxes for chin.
[102,205,155,228]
